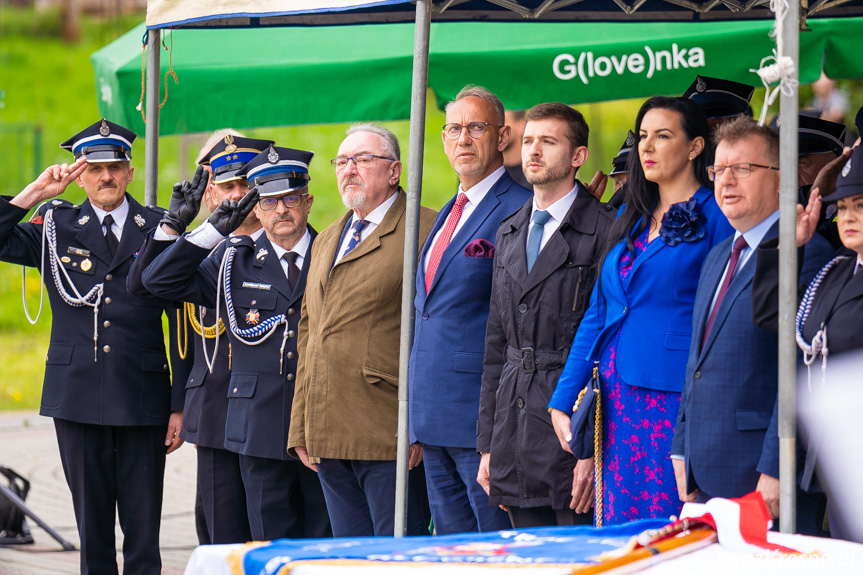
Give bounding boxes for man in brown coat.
[478,103,613,528]
[288,124,437,537]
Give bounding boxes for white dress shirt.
[90,199,129,243]
[270,229,311,277]
[526,184,578,254]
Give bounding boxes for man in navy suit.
[671,117,832,533]
[409,85,531,534]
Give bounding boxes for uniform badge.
[134,213,146,228]
[256,248,269,261]
[230,237,241,244]
[246,309,260,325]
[99,119,111,136]
[696,76,707,93]
[80,258,92,272]
[77,215,90,226]
[842,157,852,178]
[267,146,279,164]
[29,214,43,225]
[52,200,62,206]
[224,135,237,154]
[60,256,71,263]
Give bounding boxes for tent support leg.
[395,0,432,538]
[145,29,161,207]
[777,0,799,534]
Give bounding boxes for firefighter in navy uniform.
[141,145,330,541]
[128,135,275,544]
[0,119,186,575]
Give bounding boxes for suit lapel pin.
[134,214,146,228]
[77,215,90,226]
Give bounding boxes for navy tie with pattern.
[344,219,369,256]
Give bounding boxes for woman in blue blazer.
[548,97,733,525]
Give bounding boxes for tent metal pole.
[394,0,431,537]
[777,0,799,534]
[144,29,161,207]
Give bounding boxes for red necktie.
[702,235,748,348]
[425,193,469,294]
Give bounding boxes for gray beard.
[341,189,367,211]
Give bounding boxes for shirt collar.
[531,184,578,225]
[857,255,863,275]
[90,197,129,227]
[352,190,398,226]
[739,209,780,251]
[457,166,505,206]
[269,228,311,261]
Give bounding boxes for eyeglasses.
[441,122,502,140]
[707,163,779,181]
[258,194,307,211]
[330,154,396,171]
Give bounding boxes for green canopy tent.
[93,18,863,136]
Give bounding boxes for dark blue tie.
[344,219,369,256]
[526,210,551,273]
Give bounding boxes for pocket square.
[465,238,495,258]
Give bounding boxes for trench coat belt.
[504,345,568,374]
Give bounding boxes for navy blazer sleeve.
[141,235,221,309]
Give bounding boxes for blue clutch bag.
[568,361,602,460]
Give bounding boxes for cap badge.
[77,215,90,226]
[246,309,260,325]
[268,146,279,164]
[842,157,852,178]
[625,132,635,147]
[696,77,707,93]
[81,258,92,272]
[134,213,146,228]
[224,135,237,154]
[256,248,269,261]
[99,120,111,137]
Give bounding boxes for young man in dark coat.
[478,103,613,528]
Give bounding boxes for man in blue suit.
[671,117,832,532]
[409,85,531,534]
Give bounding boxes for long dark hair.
[605,96,713,256]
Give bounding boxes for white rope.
[21,209,49,325]
[750,0,798,125]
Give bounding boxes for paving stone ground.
[0,411,198,575]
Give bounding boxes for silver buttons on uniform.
[103,321,111,328]
[104,297,112,304]
[103,345,111,353]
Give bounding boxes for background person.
[549,97,734,525]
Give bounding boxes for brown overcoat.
[288,190,436,462]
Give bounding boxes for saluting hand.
[13,157,88,210]
[161,165,209,234]
[208,189,259,236]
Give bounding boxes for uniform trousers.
[422,445,511,534]
[316,459,429,537]
[53,419,166,575]
[197,446,251,544]
[238,454,331,541]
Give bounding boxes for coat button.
[422,313,429,320]
[103,320,111,328]
[103,345,111,353]
[288,330,295,338]
[251,299,257,305]
[190,379,194,384]
[104,297,112,304]
[516,397,525,409]
[163,364,168,370]
[105,274,113,281]
[694,371,701,380]
[287,308,295,315]
[287,373,295,381]
[233,388,238,394]
[287,352,295,359]
[518,304,528,314]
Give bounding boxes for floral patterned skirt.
[595,329,683,525]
